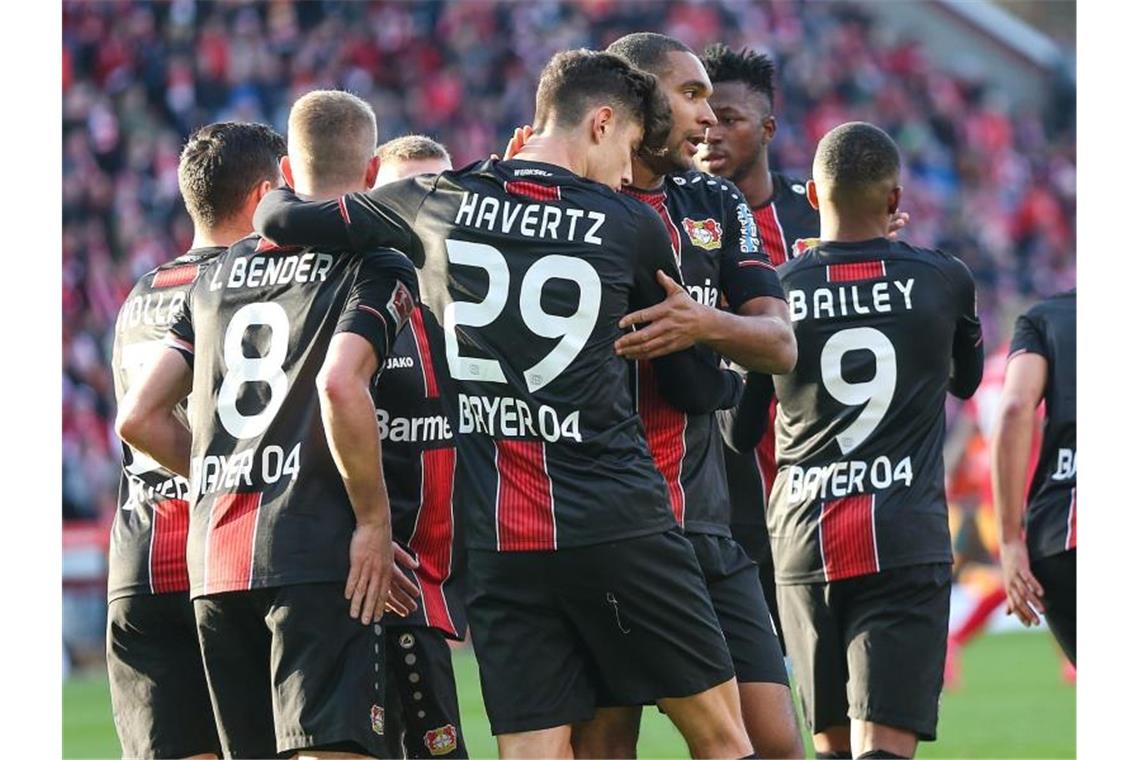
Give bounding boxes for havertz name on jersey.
[454,190,607,245]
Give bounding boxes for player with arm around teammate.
[759,122,983,759]
[118,91,421,758]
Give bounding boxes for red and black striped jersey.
[725,172,822,561]
[767,238,983,584]
[168,236,418,598]
[253,159,743,552]
[624,170,784,536]
[375,304,465,638]
[1009,290,1076,560]
[108,247,225,601]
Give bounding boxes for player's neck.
[819,214,890,244]
[630,158,664,191]
[512,135,587,179]
[735,154,774,208]
[191,222,251,250]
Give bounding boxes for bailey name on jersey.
[788,278,915,322]
[454,191,606,245]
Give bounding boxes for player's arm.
[320,252,421,624]
[253,180,427,266]
[615,198,796,373]
[947,255,984,398]
[718,369,774,454]
[991,316,1048,627]
[115,347,193,478]
[626,208,744,413]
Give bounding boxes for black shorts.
[689,533,787,686]
[107,594,221,759]
[778,563,951,741]
[382,624,467,758]
[1031,549,1076,665]
[193,582,387,758]
[466,528,735,735]
[732,524,786,653]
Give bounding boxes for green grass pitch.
[63,630,1073,758]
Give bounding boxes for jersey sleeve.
[164,287,196,367]
[253,181,427,266]
[630,203,684,308]
[717,370,774,453]
[1009,307,1049,361]
[944,254,984,399]
[718,191,785,308]
[335,249,420,364]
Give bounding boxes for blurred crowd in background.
[62,0,1076,522]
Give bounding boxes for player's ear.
[280,155,295,190]
[591,106,615,144]
[888,185,902,216]
[806,179,820,210]
[252,179,273,204]
[762,114,777,145]
[364,155,381,190]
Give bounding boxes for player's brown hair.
[376,134,451,164]
[533,49,672,157]
[177,121,285,230]
[606,32,693,78]
[287,90,378,191]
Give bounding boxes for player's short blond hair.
[376,134,451,164]
[287,90,377,191]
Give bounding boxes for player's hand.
[998,538,1045,627]
[886,210,910,240]
[503,125,533,160]
[386,543,422,618]
[345,521,394,625]
[614,270,708,360]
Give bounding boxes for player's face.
[374,156,452,187]
[591,118,643,192]
[648,51,717,174]
[697,81,772,182]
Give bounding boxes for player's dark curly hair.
[701,43,775,103]
[534,49,672,157]
[178,122,285,229]
[814,122,900,195]
[606,32,692,77]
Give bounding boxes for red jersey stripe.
[826,260,886,282]
[409,447,458,636]
[505,180,561,203]
[203,492,262,595]
[638,361,687,526]
[338,195,352,224]
[152,265,198,289]
[410,308,439,399]
[756,399,779,501]
[149,499,190,594]
[1066,487,1076,550]
[495,440,556,551]
[819,494,878,581]
[752,206,789,266]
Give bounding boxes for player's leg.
[193,591,278,758]
[566,529,751,759]
[571,706,642,758]
[264,582,388,758]
[386,625,468,758]
[776,581,852,757]
[466,549,593,759]
[1030,549,1077,665]
[844,564,952,758]
[694,534,803,757]
[107,594,222,759]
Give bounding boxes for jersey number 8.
[218,302,290,439]
[443,239,601,393]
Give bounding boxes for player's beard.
[640,142,693,177]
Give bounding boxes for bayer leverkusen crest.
[424,724,458,756]
[370,704,385,735]
[681,218,723,251]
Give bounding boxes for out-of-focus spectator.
[61,0,1075,522]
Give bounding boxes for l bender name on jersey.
[785,275,919,504]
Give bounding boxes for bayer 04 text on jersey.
[458,393,582,443]
[786,455,914,504]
